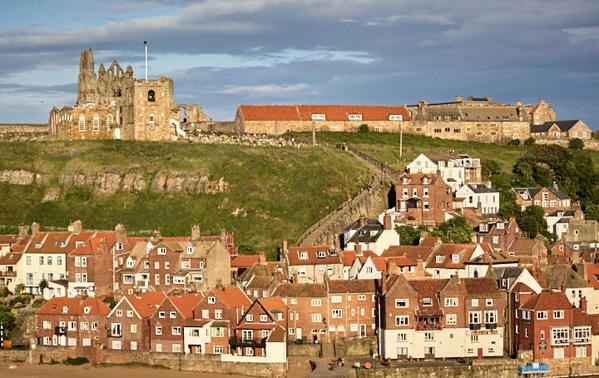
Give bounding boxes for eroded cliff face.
[0,168,229,198]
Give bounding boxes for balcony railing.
[469,323,481,331]
[229,337,267,348]
[55,326,66,335]
[416,322,442,331]
[485,323,497,330]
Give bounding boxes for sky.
[0,0,598,127]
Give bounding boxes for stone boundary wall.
[30,346,286,377]
[356,358,518,378]
[535,137,599,150]
[0,124,49,142]
[297,146,395,246]
[0,349,29,362]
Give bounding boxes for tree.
[585,204,599,222]
[498,189,520,220]
[481,159,501,180]
[516,205,547,238]
[14,284,24,294]
[430,217,473,243]
[396,225,421,246]
[358,124,369,133]
[569,138,584,150]
[0,304,16,337]
[508,139,520,146]
[39,279,48,292]
[525,137,536,146]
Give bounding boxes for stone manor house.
[48,49,209,141]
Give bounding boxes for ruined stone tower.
[76,48,98,106]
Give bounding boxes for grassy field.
[304,131,599,175]
[0,140,370,258]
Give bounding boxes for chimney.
[581,296,588,312]
[539,99,545,104]
[215,279,224,290]
[334,236,340,251]
[553,181,560,191]
[151,229,162,243]
[18,223,29,240]
[383,213,393,231]
[571,249,581,264]
[115,223,126,237]
[359,215,367,228]
[258,250,266,265]
[191,224,200,241]
[99,237,108,254]
[31,222,40,237]
[282,240,288,252]
[386,259,399,275]
[515,101,522,106]
[416,258,424,276]
[355,243,362,256]
[68,220,83,234]
[455,95,464,102]
[292,272,299,283]
[220,229,227,244]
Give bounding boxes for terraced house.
[380,275,504,360]
[282,244,344,283]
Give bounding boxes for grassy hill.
[305,131,599,176]
[0,140,370,258]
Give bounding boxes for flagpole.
[144,41,148,82]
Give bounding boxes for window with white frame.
[469,311,481,324]
[332,309,342,318]
[171,327,181,336]
[170,311,176,319]
[214,345,223,354]
[311,299,322,307]
[208,296,216,304]
[554,347,565,359]
[130,324,137,333]
[536,311,547,320]
[215,310,223,319]
[573,327,591,343]
[444,297,458,307]
[246,314,253,322]
[260,314,268,322]
[471,299,479,307]
[551,327,569,345]
[395,316,409,326]
[576,346,587,358]
[157,247,166,255]
[395,298,409,308]
[485,298,493,306]
[446,314,457,325]
[155,326,162,335]
[331,295,342,303]
[43,321,51,329]
[158,311,165,318]
[312,313,322,322]
[484,310,497,324]
[553,310,564,319]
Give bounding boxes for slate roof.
[465,184,497,194]
[531,120,580,133]
[542,265,592,289]
[492,267,522,280]
[347,222,384,244]
[513,187,570,201]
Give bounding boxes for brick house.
[282,244,343,284]
[506,238,547,266]
[36,296,110,349]
[425,243,492,279]
[476,217,521,251]
[325,279,377,340]
[380,275,504,360]
[67,232,115,298]
[395,171,453,226]
[149,292,203,353]
[513,186,571,214]
[107,291,166,351]
[515,290,593,373]
[272,283,328,343]
[230,297,287,358]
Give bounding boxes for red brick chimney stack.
[383,213,393,231]
[31,222,40,237]
[355,243,362,256]
[258,251,266,265]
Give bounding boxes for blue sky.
[1,0,598,127]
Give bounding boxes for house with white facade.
[406,153,482,192]
[455,184,499,215]
[344,213,399,256]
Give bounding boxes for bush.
[358,124,369,133]
[63,357,89,365]
[32,299,44,307]
[0,287,10,297]
[508,139,520,146]
[569,138,584,150]
[9,295,31,307]
[525,137,535,146]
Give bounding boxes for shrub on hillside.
[525,137,535,146]
[358,124,369,133]
[569,138,584,150]
[508,139,520,146]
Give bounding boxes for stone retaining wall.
[0,349,29,362]
[355,358,518,378]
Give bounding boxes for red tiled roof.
[426,244,477,269]
[0,252,21,265]
[358,256,386,271]
[125,291,167,318]
[37,297,110,316]
[386,255,416,266]
[212,286,252,309]
[273,283,327,297]
[340,250,356,267]
[520,291,572,311]
[508,238,541,254]
[409,279,448,298]
[267,324,287,342]
[239,104,410,122]
[259,297,287,315]
[231,254,260,268]
[460,277,500,296]
[328,279,375,293]
[382,246,433,262]
[169,293,204,318]
[0,235,16,244]
[572,307,592,327]
[511,282,533,293]
[286,245,342,265]
[420,237,441,247]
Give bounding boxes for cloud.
[563,26,599,43]
[218,83,312,98]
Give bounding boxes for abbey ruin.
[48,49,209,141]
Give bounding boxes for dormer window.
[208,296,216,304]
[435,255,445,263]
[317,251,326,259]
[348,114,362,121]
[62,306,68,314]
[402,178,408,185]
[497,222,505,230]
[423,177,429,185]
[84,306,90,314]
[158,247,166,255]
[299,252,308,260]
[422,297,432,306]
[329,249,337,256]
[451,254,460,263]
[187,246,194,254]
[117,242,123,250]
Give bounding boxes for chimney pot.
[355,243,362,256]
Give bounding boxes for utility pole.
[312,121,316,145]
[144,41,148,82]
[399,121,403,158]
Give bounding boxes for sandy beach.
[0,362,251,378]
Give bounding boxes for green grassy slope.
[0,140,370,258]
[306,131,599,175]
